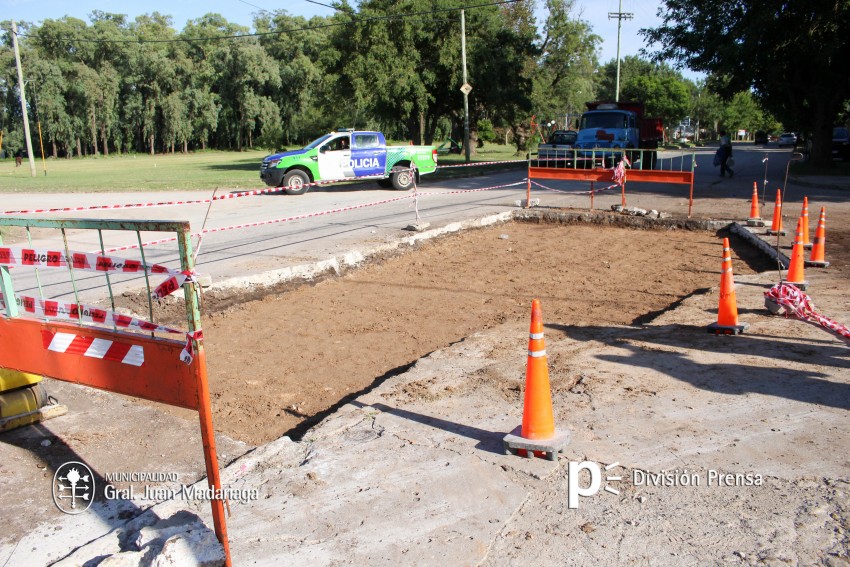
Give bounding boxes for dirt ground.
[195,220,778,446]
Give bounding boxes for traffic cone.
[503,299,570,461]
[766,189,786,236]
[806,207,830,268]
[800,197,812,248]
[781,217,808,290]
[707,238,749,334]
[746,182,764,226]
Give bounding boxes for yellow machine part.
[0,382,48,418]
[0,368,43,393]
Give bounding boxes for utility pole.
[608,1,633,103]
[460,10,472,163]
[11,21,36,177]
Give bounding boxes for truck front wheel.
[283,170,310,195]
[391,165,416,191]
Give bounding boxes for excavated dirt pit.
[132,217,793,446]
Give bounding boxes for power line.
[303,0,340,10]
[15,0,519,45]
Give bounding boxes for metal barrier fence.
[527,147,697,217]
[0,216,232,566]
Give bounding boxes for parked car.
[833,126,850,160]
[754,131,768,145]
[537,130,577,166]
[777,132,797,148]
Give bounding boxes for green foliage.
[642,0,850,166]
[476,118,496,143]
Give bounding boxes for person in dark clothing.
[718,131,734,177]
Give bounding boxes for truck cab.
[574,102,662,169]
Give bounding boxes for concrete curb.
[728,222,790,269]
[207,212,514,295]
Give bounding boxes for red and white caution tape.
[0,292,183,335]
[764,283,850,341]
[416,180,526,197]
[180,330,203,365]
[0,245,177,277]
[43,330,145,367]
[530,180,621,195]
[0,246,194,300]
[436,159,525,169]
[0,173,398,216]
[101,193,420,255]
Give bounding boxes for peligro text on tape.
[0,246,176,276]
[0,246,196,301]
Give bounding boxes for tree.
[642,1,850,166]
[525,1,599,133]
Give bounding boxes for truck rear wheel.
[283,170,310,195]
[390,165,416,191]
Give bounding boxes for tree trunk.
[149,134,155,156]
[51,140,58,159]
[808,106,835,168]
[183,140,188,154]
[406,114,422,145]
[76,138,82,158]
[101,124,109,157]
[201,139,207,151]
[90,109,99,157]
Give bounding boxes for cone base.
[707,322,749,335]
[780,279,808,290]
[746,218,765,227]
[766,230,787,236]
[503,426,570,462]
[804,260,830,268]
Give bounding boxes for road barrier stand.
[528,147,697,217]
[0,217,232,566]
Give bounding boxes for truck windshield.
[580,112,627,130]
[304,134,332,150]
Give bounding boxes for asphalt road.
[0,143,825,305]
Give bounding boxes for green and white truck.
[260,130,439,195]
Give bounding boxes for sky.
[5,0,698,77]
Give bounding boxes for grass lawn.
[0,142,526,194]
[0,150,269,193]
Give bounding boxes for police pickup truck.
[260,130,438,195]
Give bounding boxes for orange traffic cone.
[806,207,830,268]
[767,189,786,235]
[747,182,764,226]
[800,197,811,248]
[708,238,749,334]
[503,299,569,461]
[781,217,808,290]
